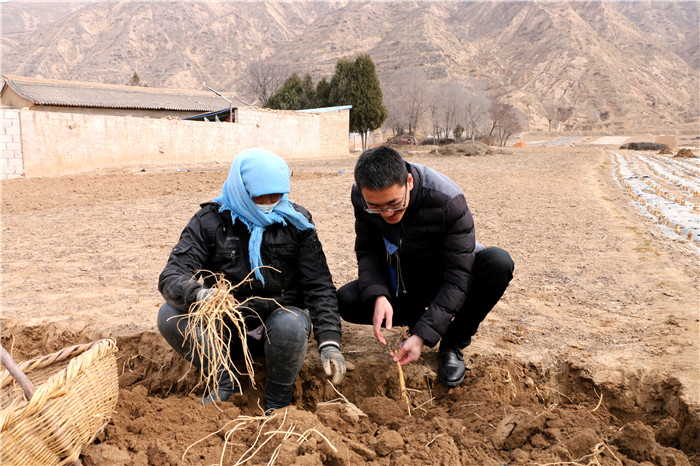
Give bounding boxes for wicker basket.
[0,339,119,466]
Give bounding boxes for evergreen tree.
[266,73,304,110]
[266,73,319,110]
[299,74,316,109]
[329,55,387,150]
[314,77,332,108]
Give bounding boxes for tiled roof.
[2,75,242,112]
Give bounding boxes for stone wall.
[1,109,24,179]
[1,107,350,178]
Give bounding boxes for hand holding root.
[392,334,424,366]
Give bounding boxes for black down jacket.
[158,202,341,345]
[351,162,476,347]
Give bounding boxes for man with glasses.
[337,146,514,387]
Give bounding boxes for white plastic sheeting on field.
[611,150,700,253]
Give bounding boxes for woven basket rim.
[0,338,118,426]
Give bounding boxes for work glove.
[196,287,216,303]
[319,343,346,385]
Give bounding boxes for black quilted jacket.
[351,163,476,346]
[158,201,341,345]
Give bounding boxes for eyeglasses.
[363,184,409,214]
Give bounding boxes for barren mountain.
[2,1,698,132]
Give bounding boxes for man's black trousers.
[337,247,514,349]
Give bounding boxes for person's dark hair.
[354,146,408,190]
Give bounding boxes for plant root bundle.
[184,409,337,465]
[183,272,263,397]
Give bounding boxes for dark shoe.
[438,347,466,387]
[202,382,241,405]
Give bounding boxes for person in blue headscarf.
[157,148,345,412]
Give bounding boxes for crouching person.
[338,146,514,387]
[157,148,345,413]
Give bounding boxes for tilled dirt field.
[1,146,699,465]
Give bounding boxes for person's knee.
[336,281,361,320]
[266,307,310,342]
[479,247,514,284]
[157,303,182,338]
[493,248,514,279]
[157,302,193,359]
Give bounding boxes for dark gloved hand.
[320,344,346,385]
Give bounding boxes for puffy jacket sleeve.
[351,186,393,303]
[411,194,475,346]
[158,207,214,312]
[294,210,342,345]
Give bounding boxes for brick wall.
[1,109,24,179]
[4,107,350,178]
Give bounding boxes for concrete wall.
[1,107,350,178]
[1,109,24,179]
[35,105,204,119]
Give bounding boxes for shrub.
[620,142,670,151]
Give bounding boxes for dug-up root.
[536,440,622,466]
[316,381,367,420]
[179,270,279,398]
[183,408,337,466]
[391,329,412,416]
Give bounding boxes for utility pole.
[208,87,233,123]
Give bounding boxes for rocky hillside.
[2,1,697,132]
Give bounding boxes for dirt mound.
[2,148,699,465]
[658,148,673,155]
[3,324,696,465]
[674,148,697,158]
[425,140,512,157]
[620,142,670,151]
[95,330,700,465]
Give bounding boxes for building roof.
[183,108,234,122]
[1,75,243,112]
[297,105,352,113]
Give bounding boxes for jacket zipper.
[396,224,406,297]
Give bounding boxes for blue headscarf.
[213,148,314,284]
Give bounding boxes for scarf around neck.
[213,148,314,284]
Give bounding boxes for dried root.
[180,270,279,397]
[184,409,337,465]
[390,329,412,417]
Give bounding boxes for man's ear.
[407,173,414,190]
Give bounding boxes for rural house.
[1,76,351,179]
[1,75,242,119]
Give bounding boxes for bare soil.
[2,146,699,465]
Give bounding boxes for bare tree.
[462,82,489,140]
[543,102,559,132]
[441,81,464,140]
[543,101,575,131]
[383,94,406,141]
[244,59,288,107]
[427,83,443,141]
[558,106,574,123]
[382,67,429,137]
[488,99,524,147]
